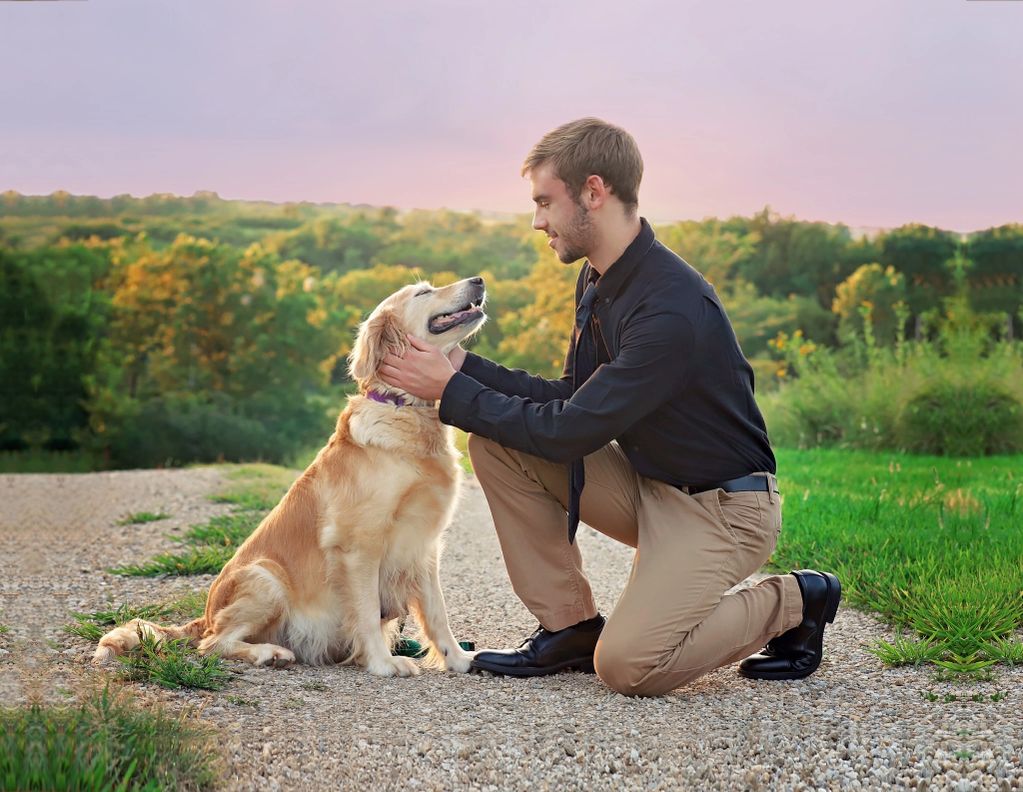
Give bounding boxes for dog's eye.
[415,289,431,297]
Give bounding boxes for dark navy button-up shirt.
[438,218,775,488]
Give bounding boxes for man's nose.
[532,212,546,231]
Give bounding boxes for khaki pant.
[468,434,804,696]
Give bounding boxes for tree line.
[1,191,1020,468]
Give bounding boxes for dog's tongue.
[432,307,476,331]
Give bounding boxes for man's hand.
[379,335,457,402]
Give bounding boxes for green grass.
[0,449,106,474]
[207,463,296,511]
[0,687,218,790]
[175,513,263,548]
[116,511,171,526]
[109,546,236,577]
[771,448,1023,673]
[118,632,230,691]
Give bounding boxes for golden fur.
[95,278,486,677]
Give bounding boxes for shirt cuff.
[460,351,487,380]
[438,371,485,429]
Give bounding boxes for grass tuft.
[119,631,230,691]
[867,633,944,667]
[175,513,261,548]
[0,686,218,790]
[116,511,171,526]
[109,546,235,577]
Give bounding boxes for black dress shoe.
[470,615,605,677]
[738,570,841,681]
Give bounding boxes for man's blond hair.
[522,118,643,212]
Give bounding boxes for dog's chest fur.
[316,398,461,577]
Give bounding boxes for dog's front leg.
[411,552,474,673]
[342,552,419,678]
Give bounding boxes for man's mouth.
[547,233,558,249]
[428,298,486,335]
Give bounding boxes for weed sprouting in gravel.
[116,511,171,525]
[119,631,230,691]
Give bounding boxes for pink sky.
[1,0,1021,232]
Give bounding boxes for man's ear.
[348,309,410,385]
[582,174,608,210]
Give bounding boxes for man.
[379,118,841,696]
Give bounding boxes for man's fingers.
[378,364,403,383]
[406,334,431,352]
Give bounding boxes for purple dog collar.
[366,390,407,407]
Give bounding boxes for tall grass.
[0,687,218,791]
[761,303,1023,455]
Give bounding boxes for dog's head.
[348,276,487,391]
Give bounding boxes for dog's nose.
[469,277,484,286]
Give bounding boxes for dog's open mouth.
[428,299,485,335]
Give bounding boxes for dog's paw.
[253,645,296,668]
[444,649,474,674]
[366,655,421,678]
[92,645,117,665]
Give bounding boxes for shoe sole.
[738,572,842,681]
[470,656,596,677]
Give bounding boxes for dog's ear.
[348,308,409,385]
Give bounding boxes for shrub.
[761,306,1023,455]
[899,381,1023,456]
[103,392,330,468]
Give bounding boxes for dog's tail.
[93,617,208,664]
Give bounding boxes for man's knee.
[595,631,705,697]
[594,633,658,697]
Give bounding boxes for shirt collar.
[586,217,655,301]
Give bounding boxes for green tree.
[879,224,959,318]
[91,236,350,465]
[496,239,577,377]
[964,224,1023,333]
[832,263,908,345]
[656,218,759,288]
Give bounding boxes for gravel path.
[2,468,1021,790]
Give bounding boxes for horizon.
[2,0,1021,234]
[3,188,983,237]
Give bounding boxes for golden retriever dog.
[95,276,486,677]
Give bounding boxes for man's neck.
[586,214,643,276]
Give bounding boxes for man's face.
[529,163,594,264]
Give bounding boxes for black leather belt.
[684,474,779,496]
